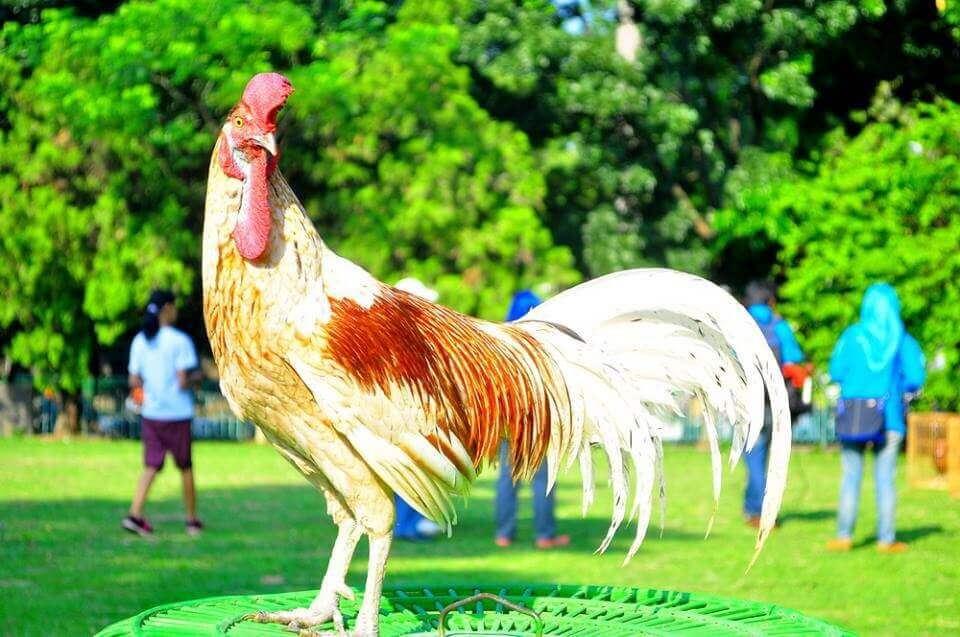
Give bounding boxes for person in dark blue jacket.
[827,283,925,553]
[742,281,804,527]
[494,290,570,549]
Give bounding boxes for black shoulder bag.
[834,398,886,444]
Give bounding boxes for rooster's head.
[219,72,294,261]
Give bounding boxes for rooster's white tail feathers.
[518,269,791,566]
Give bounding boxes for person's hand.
[782,363,813,388]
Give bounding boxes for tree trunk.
[615,0,641,62]
[53,393,81,438]
[0,381,33,436]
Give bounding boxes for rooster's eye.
[234,117,244,128]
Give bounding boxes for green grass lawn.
[0,437,957,636]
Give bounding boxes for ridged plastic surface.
[96,584,854,636]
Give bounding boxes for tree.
[0,0,320,400]
[0,0,578,406]
[3,0,959,402]
[288,0,579,319]
[716,97,960,410]
[455,0,903,278]
[0,1,124,24]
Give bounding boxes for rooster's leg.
[351,531,392,636]
[250,518,361,633]
[310,518,362,618]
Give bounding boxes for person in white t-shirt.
[122,290,204,537]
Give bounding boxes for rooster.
[203,73,791,636]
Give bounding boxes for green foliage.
[0,1,319,389]
[456,0,896,278]
[291,1,578,319]
[717,98,960,410]
[0,0,577,390]
[1,0,959,391]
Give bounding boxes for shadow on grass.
[851,525,947,548]
[779,509,835,525]
[2,481,724,634]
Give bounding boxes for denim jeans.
[743,428,770,517]
[394,495,423,539]
[495,443,556,541]
[837,430,903,544]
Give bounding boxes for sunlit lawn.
[1,436,957,636]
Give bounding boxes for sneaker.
[826,537,852,552]
[494,536,513,547]
[122,515,154,537]
[186,519,204,536]
[877,541,907,554]
[535,534,570,550]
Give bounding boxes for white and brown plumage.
[203,74,791,636]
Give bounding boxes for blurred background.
[1,1,959,636]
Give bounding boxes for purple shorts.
[142,418,193,470]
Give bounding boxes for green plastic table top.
[95,584,854,636]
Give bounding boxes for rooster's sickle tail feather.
[516,269,791,566]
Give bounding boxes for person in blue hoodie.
[827,283,925,553]
[742,281,805,527]
[494,290,570,549]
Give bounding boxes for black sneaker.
[122,515,154,537]
[186,519,204,536]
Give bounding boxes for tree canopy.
[717,95,960,409]
[1,0,958,401]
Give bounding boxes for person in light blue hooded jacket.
[827,283,925,553]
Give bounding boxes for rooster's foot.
[247,607,346,635]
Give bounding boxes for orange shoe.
[494,536,513,547]
[877,541,908,554]
[535,534,570,550]
[826,538,853,551]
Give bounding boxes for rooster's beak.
[251,133,277,156]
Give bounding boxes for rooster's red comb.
[241,72,293,131]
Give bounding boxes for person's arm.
[128,335,144,389]
[898,335,926,394]
[775,320,804,364]
[829,329,851,384]
[175,335,201,390]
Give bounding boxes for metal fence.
[2,376,837,445]
[92,376,256,440]
[2,376,255,441]
[658,408,836,447]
